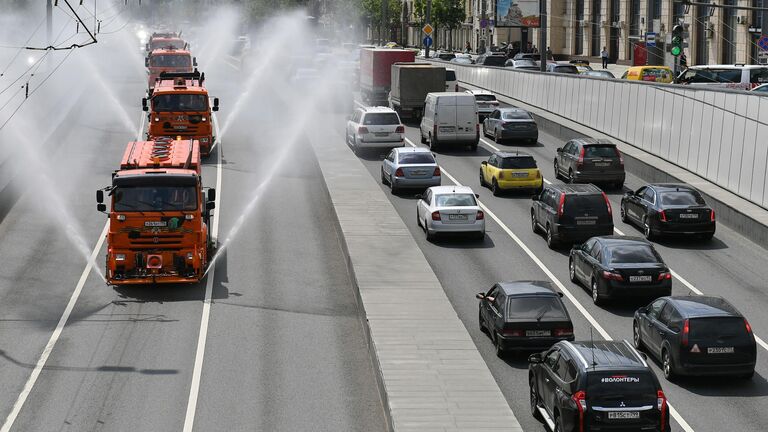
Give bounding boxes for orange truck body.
[145,71,217,157]
[99,138,215,285]
[146,48,195,90]
[146,35,186,52]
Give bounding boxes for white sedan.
[416,185,485,241]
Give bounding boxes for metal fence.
[435,61,768,209]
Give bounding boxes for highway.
[344,101,768,431]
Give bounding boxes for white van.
[445,68,458,92]
[677,64,768,90]
[420,92,479,151]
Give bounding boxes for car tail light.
[710,209,716,222]
[395,125,405,133]
[431,211,441,221]
[476,210,484,220]
[657,390,667,431]
[476,123,480,133]
[657,271,672,281]
[602,270,624,281]
[615,147,624,166]
[745,318,753,334]
[455,83,459,92]
[357,126,369,134]
[557,193,565,217]
[659,210,668,222]
[577,146,585,167]
[554,328,574,337]
[572,390,587,432]
[433,167,441,176]
[601,191,612,216]
[395,168,404,177]
[682,319,690,347]
[503,328,523,337]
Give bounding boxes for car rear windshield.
[553,66,578,74]
[502,111,533,120]
[399,153,435,164]
[500,156,537,169]
[483,56,507,66]
[587,372,657,398]
[505,296,568,320]
[607,244,661,264]
[435,194,476,207]
[363,113,400,125]
[689,317,747,339]
[563,195,609,216]
[659,191,705,206]
[584,145,618,158]
[475,94,497,101]
[446,70,457,81]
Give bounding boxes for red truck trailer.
[359,48,415,105]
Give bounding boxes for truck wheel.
[429,134,438,150]
[420,131,427,144]
[470,141,478,152]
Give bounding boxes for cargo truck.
[359,48,415,105]
[388,63,446,119]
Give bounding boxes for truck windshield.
[113,186,198,212]
[153,94,208,112]
[150,40,184,50]
[150,54,191,68]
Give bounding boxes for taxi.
[620,66,674,83]
[479,151,543,196]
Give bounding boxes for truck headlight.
[116,214,126,221]
[115,254,126,261]
[185,214,194,220]
[186,252,194,260]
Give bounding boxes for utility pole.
[426,0,432,57]
[481,0,486,53]
[46,0,53,69]
[539,0,547,71]
[381,0,388,44]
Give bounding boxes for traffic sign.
[758,35,768,51]
[423,35,433,48]
[646,32,657,47]
[422,24,433,35]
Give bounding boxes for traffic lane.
[400,125,768,431]
[487,128,768,353]
[344,130,604,432]
[191,111,387,430]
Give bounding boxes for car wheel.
[620,202,629,223]
[633,321,643,349]
[417,208,422,227]
[475,231,485,241]
[554,412,564,432]
[479,309,487,333]
[546,224,556,249]
[529,376,543,421]
[390,179,398,195]
[554,161,561,180]
[531,211,539,233]
[482,123,488,137]
[381,168,388,185]
[568,169,575,183]
[479,169,486,187]
[662,349,676,380]
[420,131,427,144]
[569,258,577,282]
[429,133,438,150]
[592,279,602,305]
[494,332,505,358]
[741,370,755,380]
[492,180,501,196]
[470,141,478,152]
[494,129,502,143]
[701,232,714,241]
[643,217,655,240]
[615,181,624,190]
[425,222,434,241]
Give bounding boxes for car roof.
[429,185,475,194]
[595,235,650,246]
[394,146,431,154]
[648,183,697,192]
[361,106,397,113]
[566,340,647,370]
[497,280,558,296]
[570,137,615,146]
[667,296,742,318]
[547,183,603,194]
[495,151,533,158]
[467,89,493,95]
[498,107,527,113]
[687,64,767,70]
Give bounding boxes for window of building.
[592,0,602,56]
[576,0,585,55]
[722,0,737,64]
[630,0,641,36]
[696,5,710,64]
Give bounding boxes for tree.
[432,0,464,50]
[361,0,402,43]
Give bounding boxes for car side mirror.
[481,161,487,165]
[638,306,648,314]
[207,188,216,203]
[557,292,564,298]
[475,292,485,300]
[415,194,423,199]
[96,190,104,204]
[475,194,480,198]
[532,195,540,201]
[96,203,106,212]
[485,296,495,303]
[141,97,148,112]
[528,353,543,364]
[145,58,149,67]
[212,97,219,112]
[639,352,648,360]
[193,57,198,67]
[206,201,216,210]
[556,147,563,152]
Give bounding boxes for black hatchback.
[633,296,756,380]
[477,281,574,357]
[620,183,716,240]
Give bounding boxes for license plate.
[448,214,468,220]
[679,213,699,219]
[374,132,389,137]
[513,124,527,129]
[594,162,610,167]
[525,330,551,337]
[144,221,167,227]
[512,172,528,178]
[411,170,426,176]
[708,347,735,354]
[608,411,640,420]
[439,126,455,132]
[629,275,652,282]
[576,219,596,225]
[173,125,188,130]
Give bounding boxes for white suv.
[346,106,405,154]
[677,64,768,90]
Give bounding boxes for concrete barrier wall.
[434,61,768,210]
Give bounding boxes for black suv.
[634,296,756,380]
[554,138,626,189]
[531,183,614,248]
[529,340,670,432]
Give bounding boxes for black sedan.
[569,236,672,305]
[477,281,574,357]
[620,183,716,240]
[482,108,538,144]
[633,296,756,380]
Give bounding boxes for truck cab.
[143,71,218,157]
[96,138,215,285]
[146,48,196,91]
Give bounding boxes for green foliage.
[412,0,426,25]
[432,0,464,30]
[361,0,403,28]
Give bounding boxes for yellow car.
[479,151,543,196]
[620,66,674,83]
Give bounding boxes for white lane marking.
[182,112,223,432]
[0,112,148,432]
[479,137,500,152]
[404,136,695,432]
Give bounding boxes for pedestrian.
[546,46,552,60]
[601,46,609,69]
[680,51,688,69]
[465,41,471,53]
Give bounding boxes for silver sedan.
[416,185,485,241]
[381,147,441,193]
